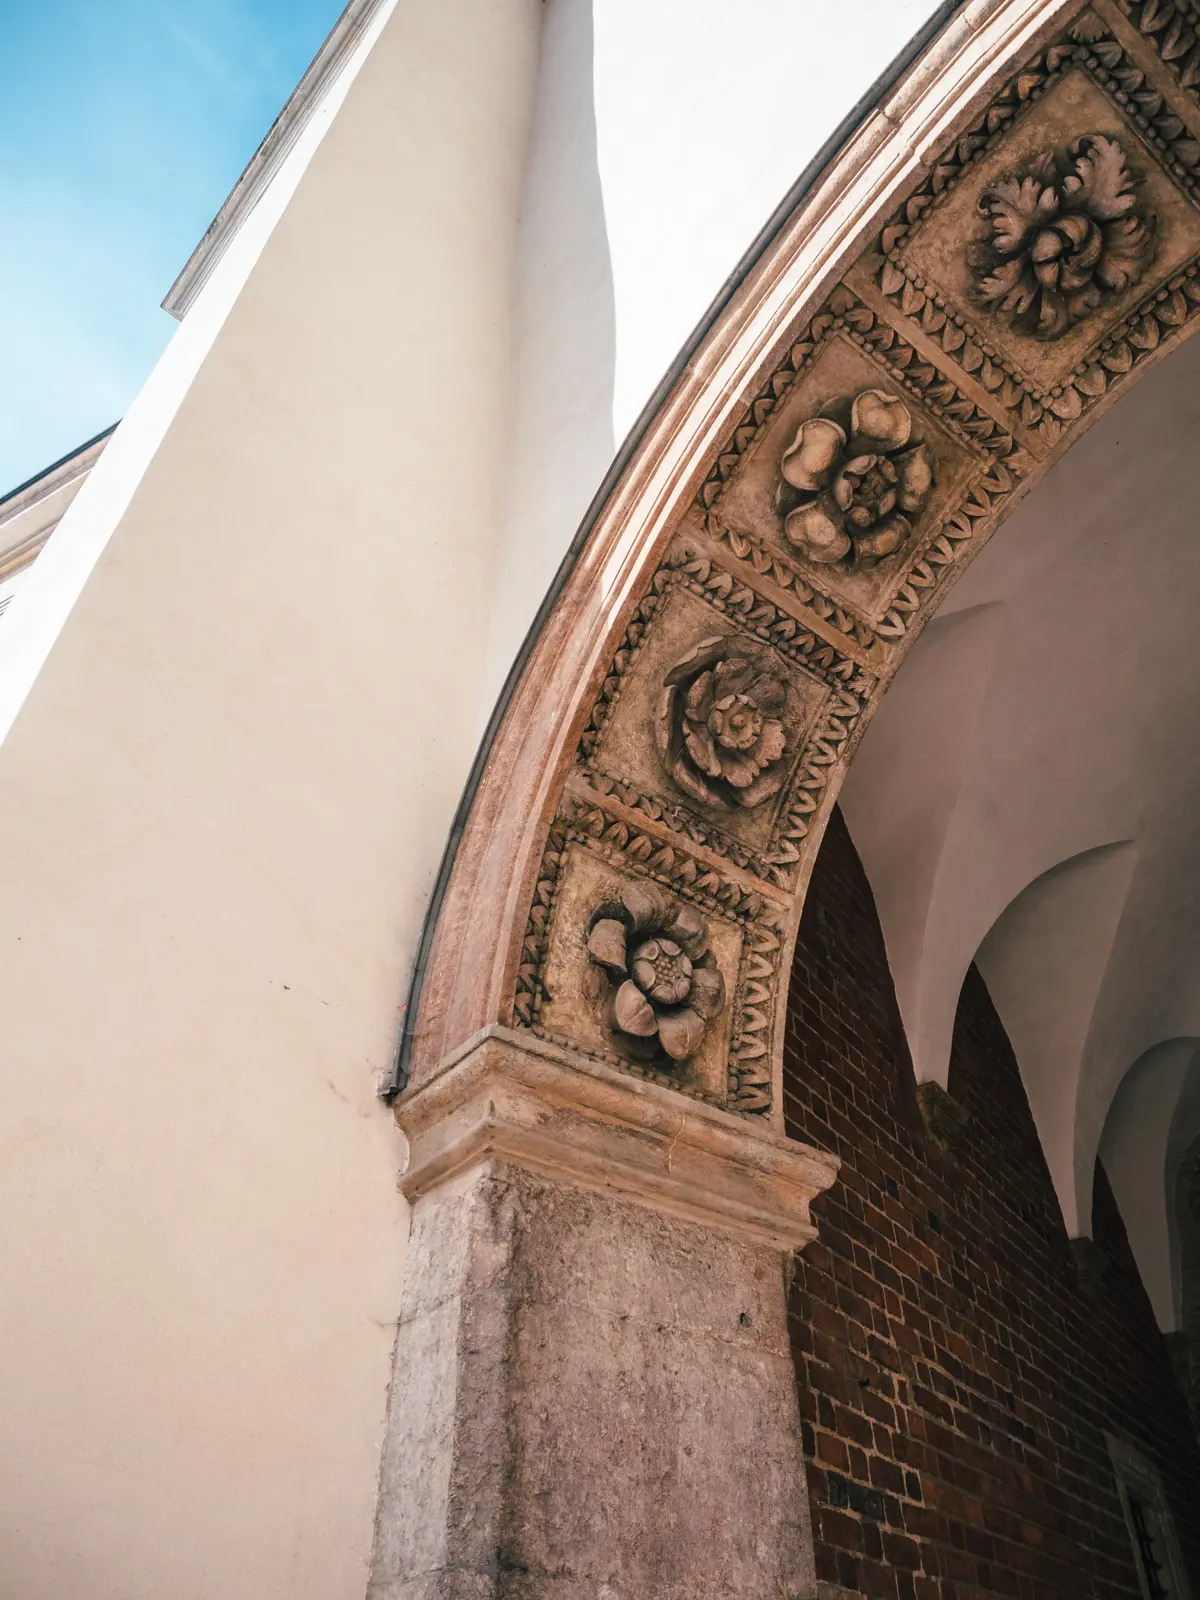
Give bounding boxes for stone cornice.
[0,428,113,584]
[162,0,389,320]
[396,1026,839,1254]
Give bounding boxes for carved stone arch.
[406,0,1200,1131]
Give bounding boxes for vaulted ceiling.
[842,324,1200,1316]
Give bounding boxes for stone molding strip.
[0,427,114,583]
[397,1026,840,1253]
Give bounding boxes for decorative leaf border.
[1117,0,1200,90]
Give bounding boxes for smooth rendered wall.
[0,1,541,1594]
[480,0,946,709]
[482,0,616,705]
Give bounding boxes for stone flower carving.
[655,636,790,810]
[777,390,933,568]
[586,883,726,1064]
[968,135,1156,341]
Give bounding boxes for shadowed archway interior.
[842,323,1200,1250]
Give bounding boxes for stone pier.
[367,1028,838,1600]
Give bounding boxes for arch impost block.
[395,1025,839,1254]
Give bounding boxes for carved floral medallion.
[776,389,934,569]
[874,31,1200,409]
[654,636,790,810]
[586,881,726,1066]
[968,134,1157,340]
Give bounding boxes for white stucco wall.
[0,1,953,1591]
[0,2,541,1594]
[593,0,944,443]
[483,0,945,706]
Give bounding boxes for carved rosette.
[586,882,726,1067]
[969,135,1157,340]
[776,390,933,569]
[654,636,791,811]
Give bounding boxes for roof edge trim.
[161,0,388,321]
[0,426,117,520]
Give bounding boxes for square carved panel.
[899,64,1200,395]
[535,843,743,1105]
[713,331,979,619]
[585,583,830,860]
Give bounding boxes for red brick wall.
[784,807,1200,1600]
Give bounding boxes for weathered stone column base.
[368,1029,837,1600]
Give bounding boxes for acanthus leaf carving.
[968,135,1158,340]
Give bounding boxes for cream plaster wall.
[482,0,616,707]
[0,1,541,1594]
[977,844,1137,1240]
[591,0,945,442]
[481,0,946,708]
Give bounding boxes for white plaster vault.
[844,320,1200,1282]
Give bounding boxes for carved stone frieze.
[576,539,873,901]
[655,636,791,810]
[699,285,1027,642]
[586,881,726,1067]
[514,791,787,1115]
[869,9,1200,447]
[418,0,1200,1138]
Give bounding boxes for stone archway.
[407,0,1200,1129]
[375,3,1200,1594]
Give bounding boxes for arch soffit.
[410,0,1200,1131]
[1099,1040,1200,1328]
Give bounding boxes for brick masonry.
[784,808,1200,1599]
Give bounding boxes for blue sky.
[0,0,343,493]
